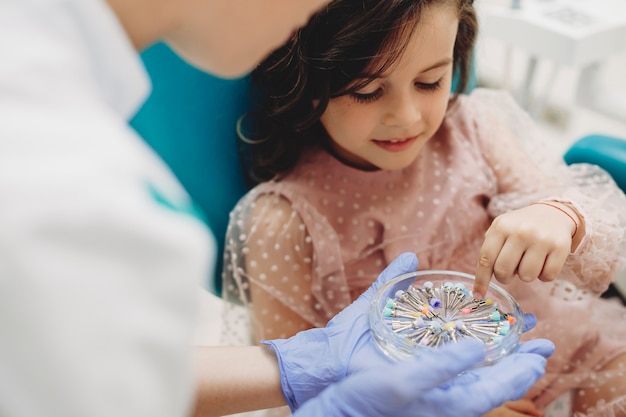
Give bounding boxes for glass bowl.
[369,270,523,365]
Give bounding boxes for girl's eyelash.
[416,79,442,91]
[349,77,443,103]
[350,89,382,104]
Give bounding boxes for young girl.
[221,0,626,415]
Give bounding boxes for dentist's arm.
[192,346,286,417]
[191,253,554,417]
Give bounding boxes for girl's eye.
[350,88,383,104]
[416,78,442,92]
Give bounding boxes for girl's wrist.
[531,200,585,252]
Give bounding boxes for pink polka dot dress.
[222,89,626,415]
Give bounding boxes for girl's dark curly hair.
[238,0,478,184]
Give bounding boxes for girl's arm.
[223,192,329,344]
[470,89,626,295]
[247,194,319,339]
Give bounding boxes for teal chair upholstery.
[564,134,626,192]
[131,43,251,295]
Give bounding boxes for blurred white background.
[475,0,626,154]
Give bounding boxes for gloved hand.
[292,338,555,417]
[265,252,545,411]
[263,252,419,410]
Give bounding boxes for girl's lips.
[372,136,417,152]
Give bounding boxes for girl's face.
[319,3,459,171]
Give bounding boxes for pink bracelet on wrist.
[530,201,579,238]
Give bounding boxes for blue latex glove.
[292,338,554,417]
[263,252,420,410]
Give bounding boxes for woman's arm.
[191,345,285,417]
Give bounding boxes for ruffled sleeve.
[459,88,626,293]
[221,181,351,345]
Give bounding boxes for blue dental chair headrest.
[131,43,251,295]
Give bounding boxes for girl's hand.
[473,201,582,299]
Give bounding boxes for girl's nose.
[381,92,422,128]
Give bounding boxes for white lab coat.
[0,0,215,416]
